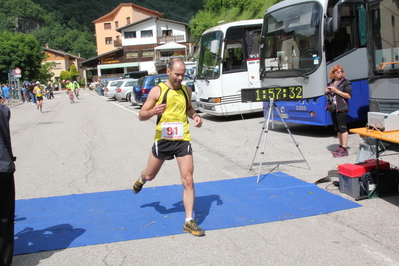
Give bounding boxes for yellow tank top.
[154,82,191,142]
[35,86,43,97]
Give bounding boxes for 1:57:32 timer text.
[255,86,303,101]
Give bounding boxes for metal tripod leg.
[251,99,311,183]
[250,100,274,183]
[274,104,311,171]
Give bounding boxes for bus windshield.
[197,31,223,80]
[369,0,399,75]
[260,2,322,78]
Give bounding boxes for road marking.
[111,101,139,115]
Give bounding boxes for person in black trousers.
[0,104,16,266]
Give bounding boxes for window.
[126,17,130,24]
[115,21,119,28]
[125,51,138,58]
[55,55,59,58]
[105,37,112,45]
[142,50,155,57]
[162,30,172,36]
[124,31,136,38]
[104,23,111,30]
[141,30,153,37]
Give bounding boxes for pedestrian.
[132,57,205,236]
[0,104,16,266]
[33,81,44,112]
[21,84,27,102]
[0,85,4,105]
[1,84,10,106]
[29,82,36,105]
[326,64,352,157]
[96,79,104,96]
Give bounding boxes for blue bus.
[258,0,370,126]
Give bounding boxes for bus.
[257,0,370,126]
[364,0,399,113]
[195,19,263,116]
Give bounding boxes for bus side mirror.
[332,1,343,32]
[324,18,333,37]
[210,40,220,55]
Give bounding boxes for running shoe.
[183,220,205,236]
[132,177,144,194]
[331,146,343,154]
[333,149,348,157]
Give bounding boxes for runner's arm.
[139,86,164,121]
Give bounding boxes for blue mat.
[14,172,361,255]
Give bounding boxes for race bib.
[161,122,184,139]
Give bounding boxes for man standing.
[0,104,16,266]
[1,84,10,106]
[28,81,36,105]
[132,58,205,236]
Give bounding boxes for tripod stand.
[250,99,311,183]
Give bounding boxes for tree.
[59,71,71,81]
[189,0,279,43]
[0,31,43,83]
[69,64,79,81]
[38,61,56,83]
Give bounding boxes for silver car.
[115,79,138,101]
[104,80,123,99]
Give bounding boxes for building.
[42,44,86,84]
[82,4,191,81]
[93,3,164,56]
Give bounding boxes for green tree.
[59,70,71,81]
[38,61,56,83]
[0,31,43,83]
[189,0,280,43]
[69,64,79,81]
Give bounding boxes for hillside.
[33,0,204,30]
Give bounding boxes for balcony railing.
[155,56,187,65]
[114,39,122,47]
[157,35,185,43]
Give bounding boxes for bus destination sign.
[241,86,303,102]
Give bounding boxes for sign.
[14,68,22,78]
[14,68,22,75]
[241,87,303,102]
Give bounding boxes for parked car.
[133,74,193,106]
[114,79,138,101]
[185,81,197,103]
[104,79,123,99]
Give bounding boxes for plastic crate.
[338,160,390,198]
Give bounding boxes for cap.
[36,81,40,84]
[74,81,77,83]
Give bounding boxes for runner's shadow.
[141,194,223,225]
[14,223,85,255]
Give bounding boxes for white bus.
[195,19,263,116]
[254,0,370,126]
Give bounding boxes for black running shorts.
[152,140,192,160]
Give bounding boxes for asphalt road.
[7,89,399,265]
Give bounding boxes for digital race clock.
[241,86,303,102]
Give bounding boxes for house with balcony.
[43,44,86,84]
[93,3,164,56]
[82,13,190,81]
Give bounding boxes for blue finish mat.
[14,172,361,255]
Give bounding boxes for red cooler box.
[338,160,390,197]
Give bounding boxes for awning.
[97,62,139,70]
[154,42,187,51]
